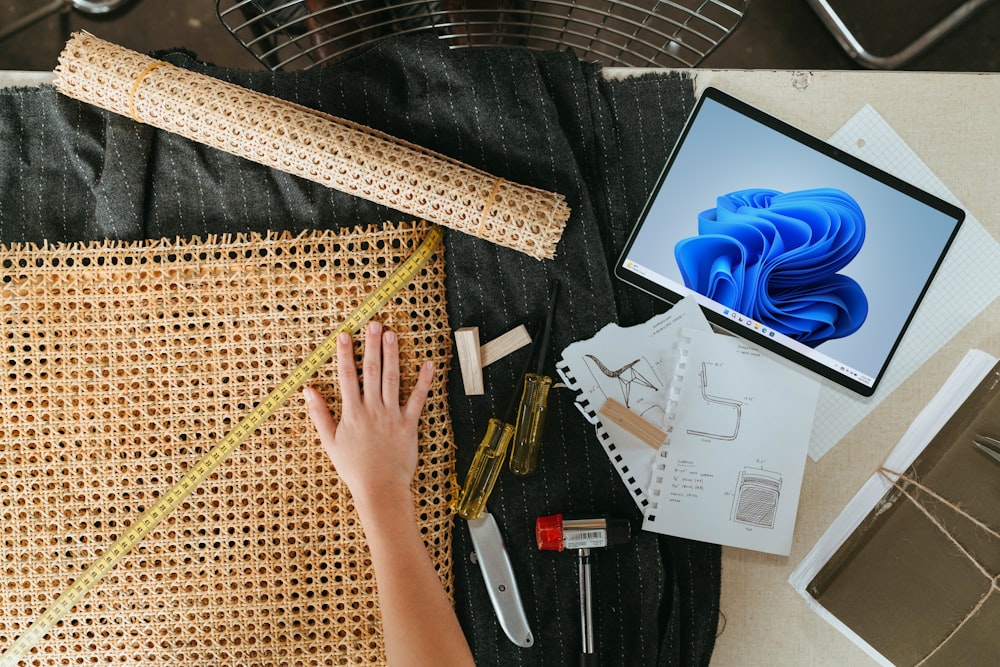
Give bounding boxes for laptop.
[615,87,964,396]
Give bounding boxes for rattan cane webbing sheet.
[52,32,570,261]
[0,221,454,665]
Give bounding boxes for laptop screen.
[615,87,964,396]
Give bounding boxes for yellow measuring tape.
[0,225,444,666]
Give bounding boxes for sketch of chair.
[686,362,742,440]
[584,354,658,408]
[731,468,782,529]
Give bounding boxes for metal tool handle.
[578,548,596,664]
[467,512,534,648]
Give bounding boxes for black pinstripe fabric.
[0,35,719,666]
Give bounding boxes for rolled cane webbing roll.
[0,221,454,665]
[52,32,570,260]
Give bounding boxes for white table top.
[628,69,1000,667]
[0,71,53,88]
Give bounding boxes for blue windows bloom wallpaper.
[621,95,960,383]
[674,187,868,347]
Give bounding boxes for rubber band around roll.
[129,61,170,123]
[876,466,999,667]
[476,177,505,239]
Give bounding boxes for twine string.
[877,466,999,666]
[476,177,504,239]
[128,61,170,123]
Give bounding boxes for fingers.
[403,359,435,423]
[361,321,382,404]
[303,386,337,457]
[381,329,401,407]
[336,330,361,410]
[335,321,430,419]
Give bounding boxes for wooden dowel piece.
[454,327,484,395]
[599,398,667,449]
[479,324,532,368]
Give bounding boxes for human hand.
[303,321,434,509]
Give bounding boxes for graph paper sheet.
[809,105,1000,460]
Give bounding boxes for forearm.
[354,487,475,667]
[305,325,468,664]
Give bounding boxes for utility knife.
[466,511,534,648]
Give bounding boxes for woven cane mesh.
[0,221,454,665]
[52,32,570,261]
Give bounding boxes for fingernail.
[338,331,350,344]
[368,321,381,334]
[384,330,396,344]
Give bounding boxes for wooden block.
[479,324,532,368]
[599,398,667,449]
[454,327,484,395]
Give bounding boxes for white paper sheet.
[809,106,1000,460]
[556,297,711,509]
[643,329,820,555]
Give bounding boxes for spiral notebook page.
[809,105,1000,460]
[555,297,711,509]
[642,328,820,556]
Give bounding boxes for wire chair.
[806,0,996,69]
[216,0,748,70]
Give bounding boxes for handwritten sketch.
[685,362,743,440]
[641,327,819,556]
[731,467,783,529]
[584,354,660,409]
[640,403,666,425]
[555,297,715,515]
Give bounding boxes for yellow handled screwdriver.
[452,328,538,519]
[509,281,560,476]
[451,417,514,520]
